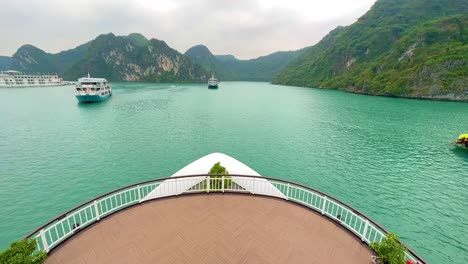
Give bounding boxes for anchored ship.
[0,70,68,87]
[74,74,112,103]
[208,73,218,88]
[24,153,426,264]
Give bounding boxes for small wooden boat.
[456,134,468,148]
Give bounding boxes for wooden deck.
[46,194,373,264]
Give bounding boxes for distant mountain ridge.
[63,33,207,82]
[12,42,90,75]
[184,45,306,81]
[273,0,468,101]
[0,56,12,70]
[8,33,207,82]
[184,45,233,79]
[215,55,238,63]
[6,34,304,82]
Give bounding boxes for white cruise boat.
[208,73,218,88]
[0,70,68,87]
[74,74,112,103]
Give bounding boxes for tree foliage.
[370,233,406,264]
[273,0,468,98]
[185,44,307,81]
[0,56,13,70]
[8,33,208,82]
[8,34,305,83]
[209,162,229,175]
[207,162,232,190]
[63,34,208,82]
[0,239,47,264]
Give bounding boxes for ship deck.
[46,194,373,264]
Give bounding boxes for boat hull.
[0,83,70,88]
[208,85,218,89]
[75,93,111,103]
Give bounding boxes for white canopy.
[78,77,107,83]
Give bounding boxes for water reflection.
[451,144,468,163]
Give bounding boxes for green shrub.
[206,162,232,190]
[0,239,47,264]
[370,233,406,264]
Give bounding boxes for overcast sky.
[0,0,377,59]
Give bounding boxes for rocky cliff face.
[11,42,90,75]
[12,45,61,74]
[64,34,207,82]
[273,0,468,101]
[8,33,303,83]
[8,33,207,82]
[343,15,468,101]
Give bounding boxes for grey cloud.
[0,0,374,59]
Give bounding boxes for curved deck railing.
[25,174,426,263]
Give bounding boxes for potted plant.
[370,232,406,264]
[0,239,47,264]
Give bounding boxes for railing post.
[252,178,255,194]
[221,176,225,193]
[94,200,100,221]
[40,229,49,253]
[206,177,210,193]
[137,185,142,203]
[362,219,369,242]
[321,196,327,215]
[285,183,290,200]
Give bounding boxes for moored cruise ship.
[0,70,68,87]
[74,74,112,103]
[208,73,219,88]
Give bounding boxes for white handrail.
[25,175,425,263]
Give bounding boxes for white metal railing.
[25,174,426,263]
[76,84,108,89]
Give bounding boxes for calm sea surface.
[0,82,467,262]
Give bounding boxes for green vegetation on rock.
[185,45,306,81]
[0,56,12,70]
[184,45,223,74]
[8,33,207,82]
[273,0,468,101]
[7,34,302,83]
[11,43,90,75]
[7,27,305,83]
[124,33,150,47]
[63,34,208,82]
[0,239,47,264]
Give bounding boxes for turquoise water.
[0,82,467,263]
